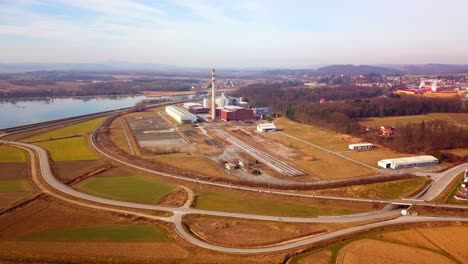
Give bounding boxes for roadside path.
[119,117,135,155]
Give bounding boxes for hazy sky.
[1,0,467,68]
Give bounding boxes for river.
[0,95,150,129]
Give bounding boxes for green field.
[0,179,33,193]
[25,117,106,142]
[20,225,169,242]
[76,175,176,204]
[35,137,99,161]
[0,145,27,163]
[195,192,360,217]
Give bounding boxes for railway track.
[212,129,305,177]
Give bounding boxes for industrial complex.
[165,105,197,124]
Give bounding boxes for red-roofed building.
[220,107,259,121]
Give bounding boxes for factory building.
[377,155,438,169]
[220,106,259,121]
[165,105,197,124]
[257,123,276,132]
[349,143,373,151]
[253,108,272,116]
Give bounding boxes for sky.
[0,0,467,68]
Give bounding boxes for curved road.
[1,121,467,254]
[4,139,468,254]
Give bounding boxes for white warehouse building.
[377,155,438,169]
[165,105,197,124]
[257,123,277,132]
[349,143,373,151]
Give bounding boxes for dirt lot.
[258,132,376,180]
[127,114,186,148]
[146,153,230,179]
[183,215,330,248]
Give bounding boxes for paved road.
[2,123,468,254]
[89,121,468,207]
[419,163,468,201]
[1,140,400,223]
[173,213,468,254]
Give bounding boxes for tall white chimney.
[211,69,216,120]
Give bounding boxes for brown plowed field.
[295,250,331,264]
[336,239,455,264]
[379,229,439,251]
[0,163,29,179]
[418,226,468,263]
[52,160,107,182]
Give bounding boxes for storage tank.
[203,98,209,108]
[215,97,226,107]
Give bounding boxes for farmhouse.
[377,155,438,169]
[349,143,373,151]
[257,123,277,133]
[165,105,197,124]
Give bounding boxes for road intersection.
[1,118,467,254]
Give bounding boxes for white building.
[257,123,277,133]
[165,105,197,124]
[349,143,373,151]
[183,102,203,109]
[377,155,438,169]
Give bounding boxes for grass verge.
[0,179,34,193]
[312,177,431,200]
[0,145,27,163]
[194,191,359,217]
[24,117,106,142]
[35,137,99,161]
[75,175,176,204]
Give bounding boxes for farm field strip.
[24,117,106,142]
[75,175,177,204]
[212,129,304,177]
[0,179,34,193]
[34,137,99,161]
[0,145,27,163]
[20,224,170,242]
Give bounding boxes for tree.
[286,104,295,120]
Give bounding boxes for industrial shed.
[165,105,197,124]
[377,155,438,169]
[349,143,373,151]
[257,123,277,132]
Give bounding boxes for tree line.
[238,83,468,155]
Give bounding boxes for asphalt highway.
[1,116,468,254]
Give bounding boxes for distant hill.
[261,69,318,77]
[389,64,468,75]
[317,64,402,75]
